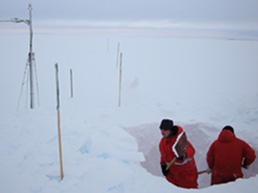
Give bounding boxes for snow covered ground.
[0,32,258,193]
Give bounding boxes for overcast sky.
[1,0,258,38]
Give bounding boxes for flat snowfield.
[0,33,258,193]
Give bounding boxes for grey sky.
[0,0,257,21]
[1,0,258,38]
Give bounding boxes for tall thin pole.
[28,4,34,109]
[70,69,73,98]
[118,53,122,107]
[0,3,37,109]
[116,43,120,68]
[55,63,64,181]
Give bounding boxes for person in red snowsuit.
[159,119,198,189]
[206,125,256,185]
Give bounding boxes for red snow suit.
[159,126,198,189]
[207,129,256,185]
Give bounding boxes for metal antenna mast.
[1,3,37,109]
[28,3,34,109]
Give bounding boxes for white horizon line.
[1,19,258,41]
[1,27,257,41]
[34,19,258,31]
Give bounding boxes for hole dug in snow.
[124,122,258,189]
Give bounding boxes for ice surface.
[0,33,258,193]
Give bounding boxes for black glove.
[242,164,249,169]
[161,163,169,176]
[176,154,186,161]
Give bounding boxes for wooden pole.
[55,63,64,181]
[70,69,73,98]
[118,53,122,107]
[198,169,211,175]
[57,110,64,180]
[166,157,176,171]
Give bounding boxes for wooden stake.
[55,63,64,181]
[57,110,64,180]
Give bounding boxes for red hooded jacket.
[159,126,198,188]
[207,129,256,185]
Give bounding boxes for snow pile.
[0,34,258,193]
